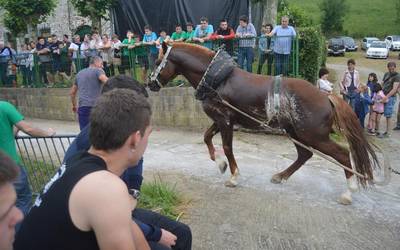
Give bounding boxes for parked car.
[385,35,400,50]
[336,36,358,51]
[327,38,345,56]
[361,37,379,50]
[366,41,389,59]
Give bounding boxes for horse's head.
[148,42,179,91]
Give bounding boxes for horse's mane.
[172,42,215,58]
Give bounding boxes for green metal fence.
[0,36,299,88]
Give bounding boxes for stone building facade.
[39,0,112,38]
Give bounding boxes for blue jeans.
[120,158,144,190]
[237,47,254,72]
[78,106,92,130]
[274,53,290,76]
[14,165,32,232]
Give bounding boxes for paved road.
[26,118,400,249]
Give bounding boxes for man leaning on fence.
[70,56,108,130]
[0,100,55,228]
[267,16,296,76]
[235,15,257,73]
[14,88,152,250]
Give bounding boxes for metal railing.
[0,36,299,88]
[15,134,77,195]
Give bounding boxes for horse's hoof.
[338,191,352,205]
[270,174,283,184]
[225,179,237,187]
[215,156,227,174]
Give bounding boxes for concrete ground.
[25,117,400,250]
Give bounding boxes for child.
[156,29,171,58]
[368,84,385,135]
[366,73,378,132]
[316,68,333,94]
[354,84,373,128]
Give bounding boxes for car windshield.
[329,39,343,45]
[370,42,386,48]
[392,36,400,41]
[368,38,379,43]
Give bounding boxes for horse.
[148,42,380,205]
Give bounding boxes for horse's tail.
[328,95,379,187]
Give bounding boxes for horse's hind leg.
[271,143,313,183]
[204,123,227,173]
[312,139,357,205]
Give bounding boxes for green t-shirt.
[122,38,147,57]
[171,31,187,41]
[122,38,137,57]
[0,101,24,164]
[185,31,195,41]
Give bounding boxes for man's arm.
[98,73,108,84]
[15,120,55,137]
[384,82,400,100]
[70,83,78,113]
[71,172,149,250]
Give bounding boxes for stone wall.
[0,87,212,129]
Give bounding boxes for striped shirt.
[235,23,257,48]
[271,25,296,55]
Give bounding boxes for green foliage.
[138,176,187,220]
[278,1,313,27]
[298,26,326,84]
[319,0,347,36]
[289,0,400,38]
[3,13,27,35]
[71,0,116,30]
[0,0,56,34]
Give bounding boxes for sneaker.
[377,132,389,138]
[393,126,400,131]
[367,129,376,136]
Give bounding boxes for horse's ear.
[162,41,168,54]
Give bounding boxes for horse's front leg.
[204,123,219,161]
[204,123,227,174]
[218,121,239,187]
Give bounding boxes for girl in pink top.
[368,84,386,135]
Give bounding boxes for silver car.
[361,37,379,50]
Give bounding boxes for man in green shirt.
[185,23,195,42]
[0,100,55,219]
[171,24,186,42]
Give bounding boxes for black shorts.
[137,55,149,70]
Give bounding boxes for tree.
[0,0,56,36]
[320,0,348,36]
[277,2,313,27]
[252,0,278,26]
[70,0,116,32]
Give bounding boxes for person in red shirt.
[211,19,235,55]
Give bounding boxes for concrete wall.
[0,87,212,129]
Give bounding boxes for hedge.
[297,26,326,84]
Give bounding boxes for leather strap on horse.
[219,98,367,179]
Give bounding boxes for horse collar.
[149,46,173,88]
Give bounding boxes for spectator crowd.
[0,16,298,87]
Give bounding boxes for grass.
[288,0,400,38]
[23,156,188,219]
[138,174,189,220]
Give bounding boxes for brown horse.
[148,42,379,205]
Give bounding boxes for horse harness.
[149,46,173,88]
[195,46,236,100]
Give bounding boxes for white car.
[361,37,379,50]
[385,35,400,50]
[366,41,389,59]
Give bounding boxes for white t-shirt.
[317,79,333,93]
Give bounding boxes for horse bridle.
[149,46,172,88]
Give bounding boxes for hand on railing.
[47,128,56,137]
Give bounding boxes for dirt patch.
[144,170,400,250]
